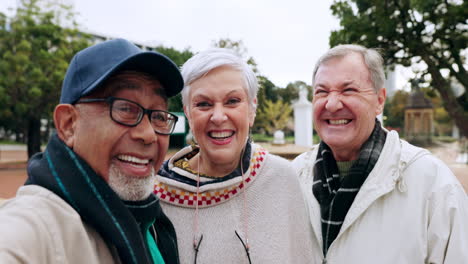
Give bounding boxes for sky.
[73,0,341,88]
[0,0,412,91]
[1,0,342,88]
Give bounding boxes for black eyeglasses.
[75,96,178,135]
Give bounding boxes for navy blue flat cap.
[60,38,183,104]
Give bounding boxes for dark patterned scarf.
[26,133,179,264]
[313,119,387,255]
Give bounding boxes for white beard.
[108,164,155,201]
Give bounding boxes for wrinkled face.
[185,66,255,173]
[71,73,169,200]
[313,53,385,161]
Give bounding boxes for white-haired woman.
[155,48,315,263]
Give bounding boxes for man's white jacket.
[292,130,468,264]
[0,186,119,263]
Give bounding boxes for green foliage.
[424,87,454,136]
[384,90,408,131]
[154,46,193,112]
[434,136,457,143]
[251,133,294,143]
[330,0,468,138]
[254,79,310,134]
[213,38,258,73]
[155,46,193,68]
[0,0,91,155]
[282,81,313,103]
[255,99,293,136]
[256,75,278,107]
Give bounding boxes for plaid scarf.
[313,119,386,255]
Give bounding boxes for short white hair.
[312,44,385,92]
[181,48,258,111]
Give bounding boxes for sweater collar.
[155,142,268,208]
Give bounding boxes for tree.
[383,90,408,132]
[329,0,468,138]
[0,0,91,157]
[424,87,453,136]
[154,46,193,112]
[213,38,258,73]
[253,75,279,133]
[282,81,313,104]
[255,99,293,136]
[257,75,278,103]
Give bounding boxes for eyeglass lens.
[111,99,176,134]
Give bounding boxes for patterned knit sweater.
[155,143,316,263]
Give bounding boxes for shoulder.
[291,145,318,166]
[250,152,309,202]
[0,185,78,219]
[250,144,298,182]
[252,144,293,174]
[0,185,81,230]
[290,145,318,178]
[400,140,459,188]
[395,140,467,207]
[0,185,80,262]
[381,132,452,187]
[407,153,464,194]
[264,152,292,167]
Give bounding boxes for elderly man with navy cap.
[0,39,182,264]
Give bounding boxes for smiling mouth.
[117,154,150,167]
[328,119,351,125]
[209,131,235,139]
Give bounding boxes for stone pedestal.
[293,89,313,147]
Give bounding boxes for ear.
[375,88,387,115]
[54,104,78,148]
[248,97,257,127]
[183,105,192,127]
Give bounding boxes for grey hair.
[181,48,258,111]
[312,44,385,92]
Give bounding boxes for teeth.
[117,155,149,165]
[209,131,233,139]
[329,119,350,125]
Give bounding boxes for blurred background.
[0,0,466,198]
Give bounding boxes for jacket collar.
[342,130,430,229]
[155,143,268,208]
[309,130,430,252]
[26,133,172,264]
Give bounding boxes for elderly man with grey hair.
[292,44,468,263]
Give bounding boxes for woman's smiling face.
[185,66,255,175]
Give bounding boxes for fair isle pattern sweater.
[155,144,265,208]
[154,143,316,264]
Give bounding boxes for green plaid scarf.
[313,119,387,255]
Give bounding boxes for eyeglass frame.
[193,231,251,264]
[74,96,179,135]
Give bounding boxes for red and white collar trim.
[154,145,268,208]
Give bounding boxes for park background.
[0,0,467,197]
